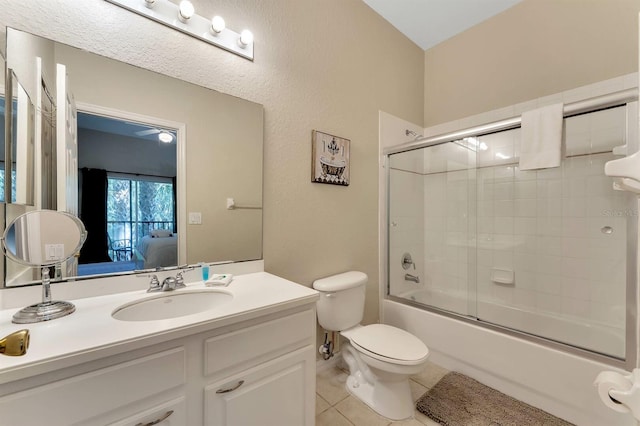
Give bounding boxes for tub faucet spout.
[405,273,420,283]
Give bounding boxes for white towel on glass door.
[519,103,564,171]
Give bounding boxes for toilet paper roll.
[594,371,633,413]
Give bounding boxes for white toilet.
[313,271,429,420]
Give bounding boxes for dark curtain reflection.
[172,176,177,234]
[79,167,111,263]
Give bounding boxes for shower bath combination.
[383,86,640,425]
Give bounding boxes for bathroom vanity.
[0,271,318,425]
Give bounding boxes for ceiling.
[362,0,523,50]
[77,112,177,144]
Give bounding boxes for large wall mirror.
[2,27,264,288]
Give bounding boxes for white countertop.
[0,271,318,384]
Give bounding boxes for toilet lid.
[348,324,429,364]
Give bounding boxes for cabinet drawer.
[0,347,185,426]
[204,309,314,376]
[109,397,186,426]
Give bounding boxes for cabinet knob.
[135,410,174,426]
[216,380,245,394]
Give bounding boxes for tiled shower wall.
[474,116,629,331]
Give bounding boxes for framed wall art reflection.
[311,130,350,186]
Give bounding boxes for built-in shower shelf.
[491,268,515,285]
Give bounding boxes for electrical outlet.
[45,244,64,260]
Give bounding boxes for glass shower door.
[388,140,477,318]
[473,106,633,359]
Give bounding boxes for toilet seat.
[343,324,429,366]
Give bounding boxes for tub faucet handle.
[402,253,415,270]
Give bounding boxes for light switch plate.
[188,212,202,225]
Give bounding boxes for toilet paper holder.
[595,369,640,420]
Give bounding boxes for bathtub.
[383,292,635,426]
[396,288,625,359]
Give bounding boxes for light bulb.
[158,132,174,143]
[178,1,194,22]
[211,16,225,34]
[239,29,254,46]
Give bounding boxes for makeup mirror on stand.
[2,210,87,323]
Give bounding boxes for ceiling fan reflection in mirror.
[135,127,175,143]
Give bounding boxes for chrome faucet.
[405,273,420,283]
[161,276,177,291]
[146,274,161,292]
[145,269,191,293]
[140,265,194,293]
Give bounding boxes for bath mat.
[416,372,573,426]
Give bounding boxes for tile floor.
[316,360,450,426]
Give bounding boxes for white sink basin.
[112,289,233,321]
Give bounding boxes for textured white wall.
[0,0,425,326]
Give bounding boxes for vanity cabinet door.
[204,345,315,426]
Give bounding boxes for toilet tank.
[312,271,367,331]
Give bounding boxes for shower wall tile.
[514,217,537,235]
[494,182,514,199]
[514,180,537,199]
[562,237,591,258]
[562,297,591,318]
[536,273,562,295]
[513,234,537,253]
[561,277,590,301]
[494,200,514,216]
[514,199,536,217]
[536,293,562,314]
[494,165,514,181]
[493,217,514,234]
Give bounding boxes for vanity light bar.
[104,0,254,61]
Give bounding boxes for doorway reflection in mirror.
[76,113,177,276]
